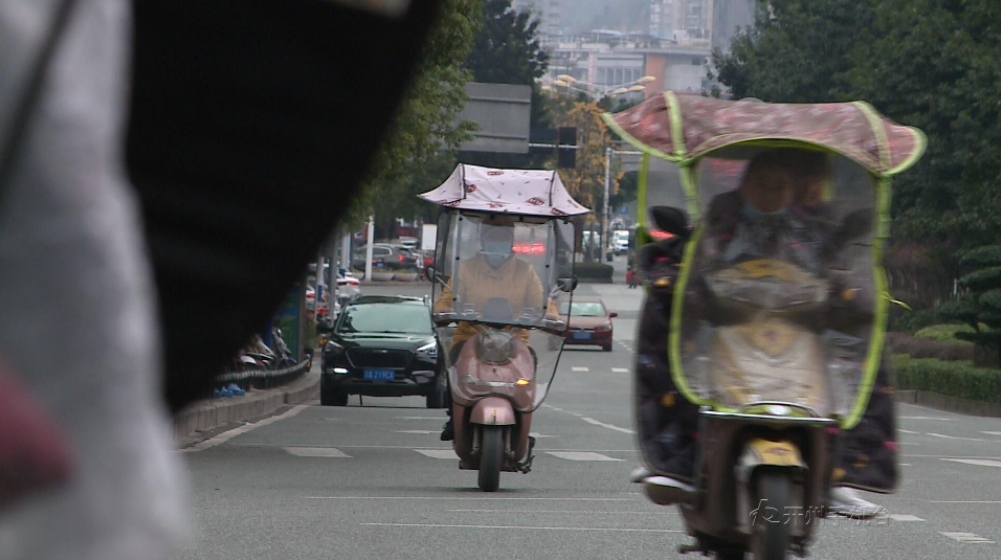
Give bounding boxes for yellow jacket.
[433,254,558,346]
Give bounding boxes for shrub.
[893,355,1001,404]
[888,308,943,333]
[574,262,614,281]
[885,332,975,362]
[914,324,976,346]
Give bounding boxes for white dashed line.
[548,451,623,462]
[942,458,1001,468]
[359,523,681,533]
[889,514,925,522]
[941,532,995,544]
[572,366,590,372]
[900,416,956,421]
[898,429,919,434]
[582,417,635,434]
[982,431,1001,436]
[284,447,351,458]
[612,368,629,373]
[927,432,988,442]
[396,430,438,434]
[397,416,445,421]
[415,449,457,459]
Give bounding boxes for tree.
[462,0,552,167]
[939,245,1001,367]
[708,0,875,103]
[345,0,481,231]
[709,0,1001,306]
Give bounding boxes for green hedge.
[892,354,1001,404]
[914,324,976,346]
[574,262,614,281]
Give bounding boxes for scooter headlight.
[476,331,515,365]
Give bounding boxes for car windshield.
[559,302,606,317]
[337,303,432,335]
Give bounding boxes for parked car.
[398,236,419,250]
[612,230,630,255]
[336,271,361,303]
[352,243,419,270]
[559,297,617,352]
[320,295,446,408]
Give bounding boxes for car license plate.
[364,369,395,381]
[573,331,592,340]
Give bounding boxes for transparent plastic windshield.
[429,212,576,412]
[674,148,878,419]
[432,213,574,331]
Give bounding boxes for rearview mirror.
[557,276,578,293]
[650,206,691,238]
[609,311,618,318]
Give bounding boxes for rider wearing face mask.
[433,220,559,440]
[633,150,892,518]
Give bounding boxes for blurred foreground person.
[1,0,444,558]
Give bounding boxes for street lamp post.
[602,145,611,263]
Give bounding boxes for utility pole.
[364,215,375,282]
[602,145,611,263]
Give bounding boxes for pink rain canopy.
[419,164,591,217]
[604,93,926,176]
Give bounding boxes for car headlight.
[416,342,437,359]
[476,331,514,365]
[595,324,612,333]
[325,340,344,354]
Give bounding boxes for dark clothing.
[634,204,899,493]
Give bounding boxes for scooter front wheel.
[478,426,503,492]
[752,471,792,560]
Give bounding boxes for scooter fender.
[470,397,517,426]
[735,438,806,535]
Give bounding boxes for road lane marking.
[900,463,912,466]
[397,416,445,420]
[529,432,557,438]
[305,496,637,501]
[358,522,682,533]
[414,449,457,459]
[930,501,1001,504]
[927,432,988,442]
[582,417,635,434]
[447,509,677,515]
[284,447,351,458]
[180,405,309,452]
[942,458,1001,468]
[396,430,438,434]
[889,514,925,522]
[899,429,919,434]
[900,416,955,421]
[982,431,1001,436]
[941,532,995,544]
[612,368,629,373]
[548,451,623,462]
[572,367,590,372]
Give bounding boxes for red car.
[559,297,617,352]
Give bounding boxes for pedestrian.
[627,266,638,289]
[304,308,319,366]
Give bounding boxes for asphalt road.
[172,278,1001,560]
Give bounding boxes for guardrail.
[209,359,311,398]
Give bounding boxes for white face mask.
[482,240,513,268]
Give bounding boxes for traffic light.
[557,127,576,169]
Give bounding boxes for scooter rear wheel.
[478,426,503,492]
[752,471,792,560]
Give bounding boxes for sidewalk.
[173,363,319,446]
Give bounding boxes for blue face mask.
[742,202,788,220]
[483,241,513,256]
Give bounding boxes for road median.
[173,367,319,445]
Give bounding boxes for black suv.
[320,295,445,408]
[351,244,419,271]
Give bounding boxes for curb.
[894,389,1001,418]
[172,369,320,443]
